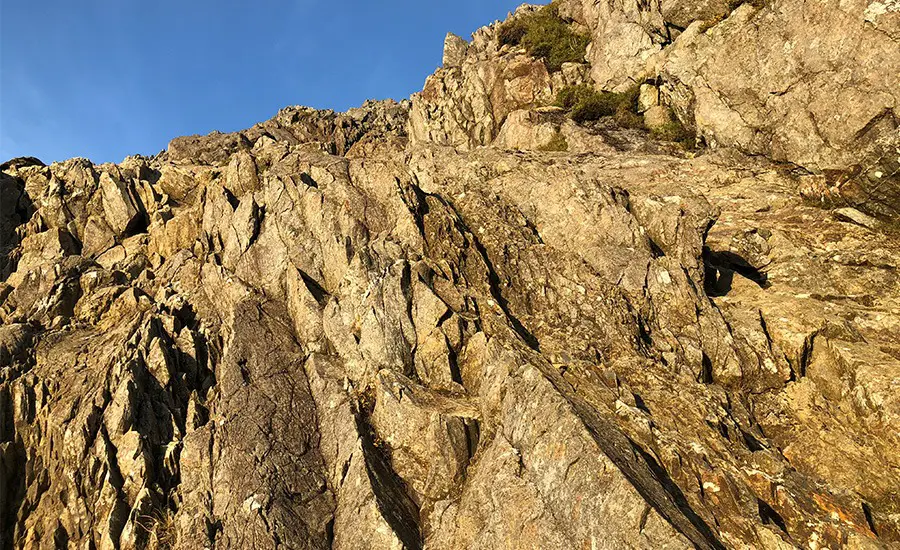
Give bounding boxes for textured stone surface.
[548,0,900,216]
[2,2,899,550]
[653,0,900,215]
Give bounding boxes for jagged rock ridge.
[1,1,899,549]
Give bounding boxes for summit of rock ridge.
[2,1,899,549]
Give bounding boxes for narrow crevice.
[632,393,651,414]
[740,429,765,452]
[222,187,240,210]
[862,502,878,536]
[299,172,318,189]
[324,517,335,547]
[238,359,251,386]
[469,234,540,351]
[299,270,330,305]
[629,437,727,550]
[757,498,789,535]
[531,362,726,550]
[446,341,463,386]
[402,186,540,352]
[796,331,817,379]
[397,180,430,236]
[637,317,654,352]
[698,352,714,384]
[352,399,423,550]
[247,204,264,250]
[647,237,666,259]
[638,505,652,533]
[461,418,481,481]
[0,432,27,549]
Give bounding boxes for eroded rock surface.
[2,3,899,550]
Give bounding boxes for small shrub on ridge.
[497,4,590,72]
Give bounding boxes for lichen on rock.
[2,2,900,549]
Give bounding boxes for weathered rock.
[409,51,555,149]
[638,83,660,113]
[2,3,899,550]
[442,33,469,68]
[643,105,673,130]
[651,0,900,216]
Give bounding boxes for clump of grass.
[497,3,590,72]
[613,82,645,129]
[650,115,697,149]
[539,131,569,152]
[555,84,618,122]
[554,81,645,127]
[137,508,177,549]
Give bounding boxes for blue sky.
[0,0,526,164]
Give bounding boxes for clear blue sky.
[0,0,525,164]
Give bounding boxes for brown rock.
[3,4,899,550]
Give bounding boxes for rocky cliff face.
[2,2,899,549]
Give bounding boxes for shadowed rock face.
[2,3,900,550]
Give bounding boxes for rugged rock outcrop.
[554,0,900,216]
[2,2,900,550]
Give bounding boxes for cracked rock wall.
[2,2,900,549]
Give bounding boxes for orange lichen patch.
[812,493,876,537]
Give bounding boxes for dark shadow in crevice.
[757,498,789,535]
[123,213,149,239]
[632,393,651,415]
[630,439,727,550]
[461,418,481,482]
[703,248,769,297]
[353,399,423,550]
[535,366,727,550]
[0,173,36,281]
[647,237,666,259]
[446,342,463,386]
[0,387,27,549]
[740,429,765,452]
[299,270,330,306]
[698,352,714,385]
[470,234,541,352]
[222,187,240,210]
[862,502,878,537]
[299,172,318,189]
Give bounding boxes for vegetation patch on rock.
[649,110,697,149]
[538,130,569,152]
[554,82,645,128]
[498,3,590,72]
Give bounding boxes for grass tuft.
[539,131,569,152]
[497,3,590,72]
[650,114,697,149]
[555,81,645,127]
